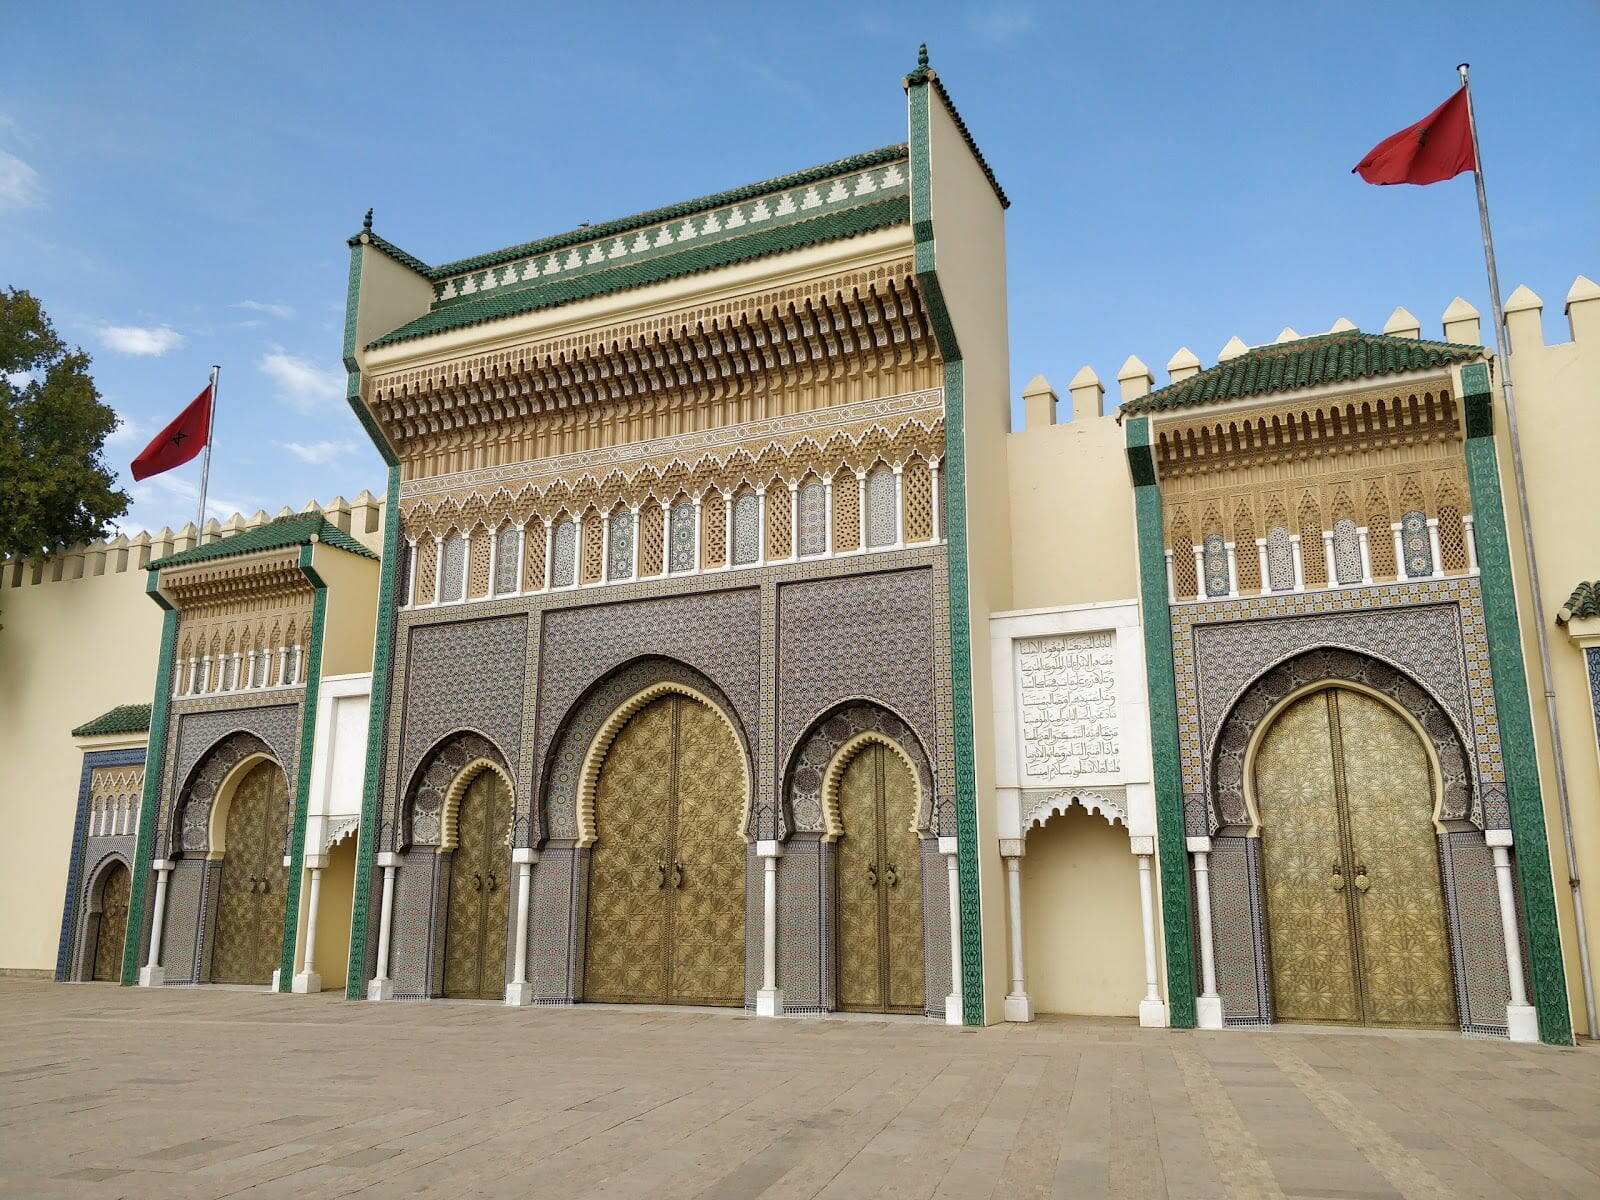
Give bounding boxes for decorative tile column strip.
[1124,415,1197,1027]
[907,66,984,1023]
[1459,360,1572,1044]
[277,542,329,990]
[120,582,179,985]
[338,228,409,1000]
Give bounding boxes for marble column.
[1132,836,1168,1027]
[505,848,538,1005]
[1488,831,1539,1042]
[1001,839,1032,1022]
[1189,837,1223,1029]
[292,854,325,993]
[940,836,963,1025]
[756,840,783,1017]
[368,853,398,1001]
[139,859,174,987]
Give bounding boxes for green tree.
[0,287,129,559]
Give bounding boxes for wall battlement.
[2,491,386,591]
[1017,275,1598,429]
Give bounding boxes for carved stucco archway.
[403,732,514,850]
[818,732,926,842]
[1211,647,1476,833]
[783,701,939,840]
[171,732,279,858]
[575,681,751,848]
[74,850,133,981]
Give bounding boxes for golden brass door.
[1256,687,1455,1027]
[211,761,289,985]
[836,743,924,1014]
[585,694,746,1006]
[443,771,512,999]
[92,862,130,982]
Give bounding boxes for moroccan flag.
[1353,87,1477,185]
[130,383,213,480]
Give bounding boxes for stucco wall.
[1499,282,1600,1036]
[0,559,162,972]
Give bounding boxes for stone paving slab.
[1,980,1596,1199]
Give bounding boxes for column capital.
[376,851,401,868]
[938,836,958,856]
[998,837,1025,859]
[302,853,329,870]
[1129,834,1156,856]
[755,839,784,858]
[151,858,175,872]
[512,847,540,864]
[1184,836,1211,854]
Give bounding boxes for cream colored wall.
[1021,807,1147,1016]
[1006,382,1137,611]
[924,83,1014,1023]
[310,543,380,679]
[0,559,162,972]
[315,837,357,991]
[1496,278,1600,1037]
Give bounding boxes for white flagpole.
[195,365,220,536]
[1458,62,1595,1039]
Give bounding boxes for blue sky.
[4,2,1596,535]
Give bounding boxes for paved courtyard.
[2,980,1598,1199]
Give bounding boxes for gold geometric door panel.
[1256,687,1455,1028]
[443,770,513,999]
[836,742,924,1014]
[585,693,746,1007]
[210,760,290,985]
[91,862,131,982]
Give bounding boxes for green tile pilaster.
[121,578,178,985]
[277,547,328,990]
[1125,417,1196,1027]
[1460,361,1573,1045]
[907,72,984,1023]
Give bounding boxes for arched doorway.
[1255,685,1455,1027]
[211,760,290,985]
[584,693,746,1006]
[834,741,923,1014]
[443,770,513,999]
[91,861,131,982]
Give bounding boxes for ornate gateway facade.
[12,53,1597,1049]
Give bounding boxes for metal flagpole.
[1458,62,1596,1039]
[195,365,220,537]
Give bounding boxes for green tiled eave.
[71,703,152,738]
[424,145,907,280]
[367,196,910,349]
[1558,580,1600,623]
[147,514,377,570]
[1120,331,1482,416]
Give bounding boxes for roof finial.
[918,43,929,69]
[362,207,373,231]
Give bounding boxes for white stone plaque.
[1017,632,1120,779]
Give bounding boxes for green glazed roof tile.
[1119,330,1483,416]
[72,703,152,738]
[369,195,910,348]
[1558,580,1600,623]
[147,514,378,570]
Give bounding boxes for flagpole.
[1458,62,1596,1039]
[195,365,219,537]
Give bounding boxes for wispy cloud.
[0,149,45,211]
[128,470,256,527]
[99,324,186,356]
[105,409,147,449]
[279,439,355,465]
[258,347,343,413]
[233,300,296,319]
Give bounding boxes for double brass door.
[585,695,745,1007]
[91,862,131,982]
[836,743,924,1014]
[1256,687,1455,1027]
[211,761,290,985]
[443,772,512,999]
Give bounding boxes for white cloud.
[105,410,146,449]
[233,300,296,319]
[259,348,343,413]
[99,324,185,356]
[0,149,43,211]
[968,6,1034,43]
[129,471,256,526]
[279,439,355,465]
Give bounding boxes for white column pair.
[292,854,326,993]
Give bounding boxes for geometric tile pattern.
[164,704,301,850]
[784,702,935,838]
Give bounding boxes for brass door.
[91,862,131,982]
[585,694,745,1006]
[211,761,290,985]
[836,743,924,1014]
[443,771,512,999]
[1257,687,1455,1027]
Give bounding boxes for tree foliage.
[0,287,129,559]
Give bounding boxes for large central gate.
[584,694,745,1006]
[443,771,513,1000]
